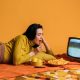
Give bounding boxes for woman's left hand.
[33,44,43,54]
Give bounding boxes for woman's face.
[33,28,43,46]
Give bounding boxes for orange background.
[0,0,80,54]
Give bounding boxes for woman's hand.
[42,36,47,44]
[33,44,43,54]
[29,51,35,56]
[42,36,54,55]
[36,45,43,52]
[42,36,51,51]
[29,45,43,56]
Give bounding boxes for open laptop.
[67,37,80,61]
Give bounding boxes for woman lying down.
[0,23,69,67]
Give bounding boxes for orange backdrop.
[0,0,80,54]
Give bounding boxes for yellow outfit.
[3,35,55,65]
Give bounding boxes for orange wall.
[0,0,80,54]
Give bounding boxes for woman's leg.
[0,43,5,63]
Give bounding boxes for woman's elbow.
[13,60,21,65]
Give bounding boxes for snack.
[48,58,69,66]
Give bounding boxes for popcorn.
[48,58,69,66]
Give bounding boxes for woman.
[0,23,56,65]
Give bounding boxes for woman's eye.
[37,33,43,36]
[38,34,41,36]
[37,33,41,36]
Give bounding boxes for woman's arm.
[13,35,33,65]
[42,37,54,55]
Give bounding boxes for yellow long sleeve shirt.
[3,35,32,65]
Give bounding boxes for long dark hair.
[23,23,43,40]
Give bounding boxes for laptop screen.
[67,37,80,58]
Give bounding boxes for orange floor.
[0,54,80,80]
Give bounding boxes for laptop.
[67,37,80,61]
